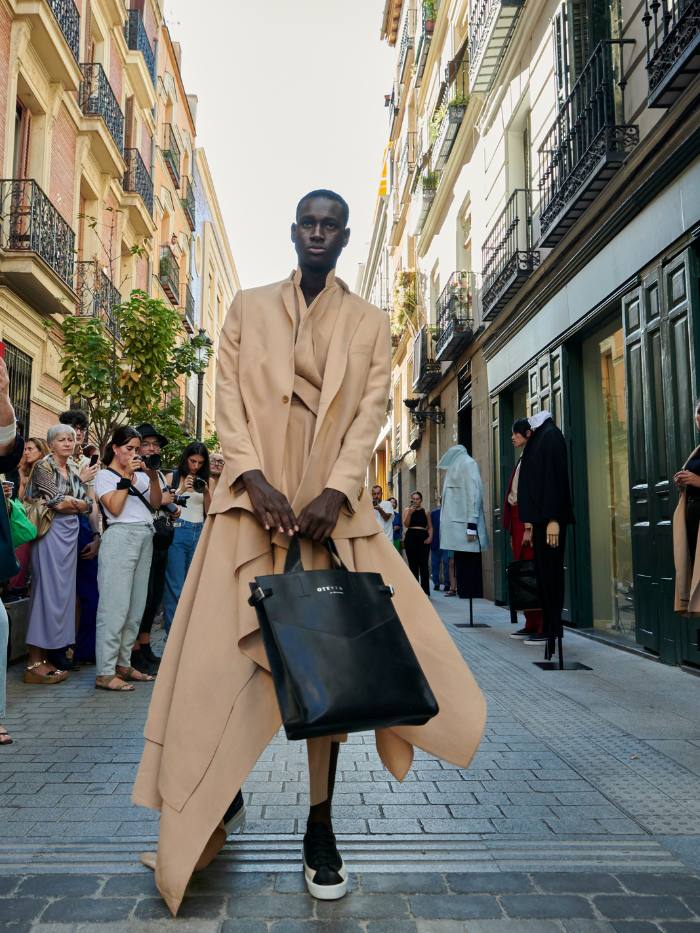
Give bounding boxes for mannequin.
[437,446,490,605]
[515,412,575,659]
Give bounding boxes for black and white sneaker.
[524,633,548,646]
[223,790,246,835]
[510,628,536,640]
[302,823,347,900]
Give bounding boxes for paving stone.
[464,924,563,933]
[134,895,226,919]
[226,894,314,918]
[220,922,268,933]
[361,873,447,893]
[531,873,624,894]
[186,871,274,895]
[593,895,694,920]
[409,895,501,920]
[414,920,466,933]
[446,872,534,894]
[61,821,121,836]
[605,924,661,933]
[16,874,102,896]
[422,819,495,833]
[491,819,551,834]
[0,896,48,921]
[501,895,595,919]
[366,923,419,933]
[368,819,423,833]
[101,873,160,896]
[563,923,616,933]
[268,922,365,933]
[544,818,610,834]
[315,893,410,919]
[616,874,700,895]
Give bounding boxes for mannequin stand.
[533,636,591,671]
[454,598,491,629]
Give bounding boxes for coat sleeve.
[326,314,391,512]
[215,290,263,483]
[466,462,483,525]
[540,431,569,522]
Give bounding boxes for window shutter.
[124,96,134,149]
[553,6,569,102]
[85,0,92,61]
[22,112,31,179]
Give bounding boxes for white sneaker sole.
[224,804,246,836]
[302,848,348,899]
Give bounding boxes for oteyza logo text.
[316,585,344,594]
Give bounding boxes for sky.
[164,0,396,290]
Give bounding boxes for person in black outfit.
[403,491,433,595]
[515,412,575,659]
[673,399,700,614]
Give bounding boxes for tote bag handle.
[283,534,348,574]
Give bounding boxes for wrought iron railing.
[481,188,538,313]
[184,396,196,436]
[123,147,154,215]
[398,8,417,77]
[538,40,637,238]
[398,132,418,193]
[435,272,475,360]
[5,342,31,434]
[79,62,124,154]
[162,123,181,188]
[0,179,75,287]
[159,245,179,305]
[412,326,441,394]
[182,282,195,333]
[181,176,195,230]
[643,0,700,105]
[395,420,402,455]
[415,3,436,85]
[124,9,156,87]
[48,0,80,62]
[76,261,121,339]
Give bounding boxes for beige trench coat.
[132,271,487,914]
[674,445,700,614]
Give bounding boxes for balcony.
[415,2,437,87]
[76,261,121,339]
[123,148,154,233]
[79,63,124,171]
[181,176,195,231]
[0,179,76,312]
[409,171,438,236]
[398,8,417,82]
[481,189,539,320]
[412,326,441,394]
[435,272,475,361]
[184,396,196,437]
[181,282,195,333]
[644,0,700,106]
[398,132,418,197]
[538,41,638,247]
[162,124,181,188]
[469,0,525,94]
[159,245,180,305]
[388,83,400,140]
[395,420,402,456]
[433,102,468,171]
[124,9,156,87]
[15,0,81,89]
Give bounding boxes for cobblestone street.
[2,596,700,931]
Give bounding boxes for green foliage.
[422,170,440,190]
[430,103,447,140]
[449,94,470,108]
[423,0,437,18]
[204,432,222,454]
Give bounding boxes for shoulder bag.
[506,558,541,611]
[9,499,38,548]
[23,496,55,540]
[248,535,439,740]
[119,473,174,552]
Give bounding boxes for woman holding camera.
[93,426,162,692]
[163,441,211,635]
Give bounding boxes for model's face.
[140,437,160,456]
[210,456,224,476]
[291,198,349,271]
[24,441,43,465]
[114,438,140,467]
[52,433,75,461]
[187,454,205,476]
[512,431,528,449]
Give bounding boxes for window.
[13,100,31,179]
[6,342,32,434]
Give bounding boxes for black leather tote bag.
[506,558,541,611]
[248,535,439,740]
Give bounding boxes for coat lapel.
[280,271,298,330]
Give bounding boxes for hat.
[134,423,169,448]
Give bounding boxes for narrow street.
[1,597,700,930]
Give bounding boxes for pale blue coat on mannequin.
[438,445,490,553]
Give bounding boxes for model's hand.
[242,469,298,536]
[522,527,533,547]
[546,520,560,548]
[80,538,100,560]
[676,470,700,489]
[297,487,346,543]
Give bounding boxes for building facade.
[0,0,236,444]
[364,0,700,666]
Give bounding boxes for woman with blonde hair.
[18,438,50,500]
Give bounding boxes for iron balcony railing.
[643,0,700,106]
[435,272,475,361]
[123,147,154,215]
[181,176,195,231]
[538,40,638,244]
[159,245,179,305]
[124,8,156,87]
[79,62,124,154]
[415,2,437,85]
[184,396,196,436]
[433,60,469,171]
[398,8,417,79]
[481,188,539,318]
[395,420,402,455]
[0,179,75,287]
[181,282,195,333]
[162,123,181,188]
[48,0,80,62]
[76,261,121,339]
[412,326,441,394]
[468,0,525,93]
[398,131,418,194]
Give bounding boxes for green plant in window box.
[422,170,439,190]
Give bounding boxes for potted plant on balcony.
[448,93,470,122]
[424,0,437,32]
[422,170,439,194]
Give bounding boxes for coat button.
[282,395,289,403]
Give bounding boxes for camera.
[142,453,162,470]
[192,477,207,493]
[163,485,189,509]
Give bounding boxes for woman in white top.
[163,441,212,635]
[93,426,162,692]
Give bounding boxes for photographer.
[130,424,181,675]
[93,426,162,692]
[163,441,211,635]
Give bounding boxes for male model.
[133,191,486,915]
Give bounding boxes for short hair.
[47,423,77,446]
[411,491,423,500]
[103,425,141,466]
[512,418,531,437]
[16,419,24,437]
[59,409,89,432]
[371,485,383,493]
[177,441,210,483]
[296,189,349,227]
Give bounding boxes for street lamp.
[192,327,213,440]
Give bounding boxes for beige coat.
[674,445,700,614]
[132,270,487,914]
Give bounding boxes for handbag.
[248,535,439,740]
[9,500,37,548]
[23,496,55,540]
[506,558,541,611]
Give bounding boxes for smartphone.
[89,454,99,466]
[0,342,5,360]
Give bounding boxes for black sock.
[307,741,339,832]
[223,789,244,825]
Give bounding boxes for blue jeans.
[431,548,450,586]
[164,520,203,635]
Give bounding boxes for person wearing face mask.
[163,441,212,635]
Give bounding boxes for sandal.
[444,589,458,597]
[24,662,68,684]
[116,667,153,683]
[0,728,12,746]
[95,675,134,692]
